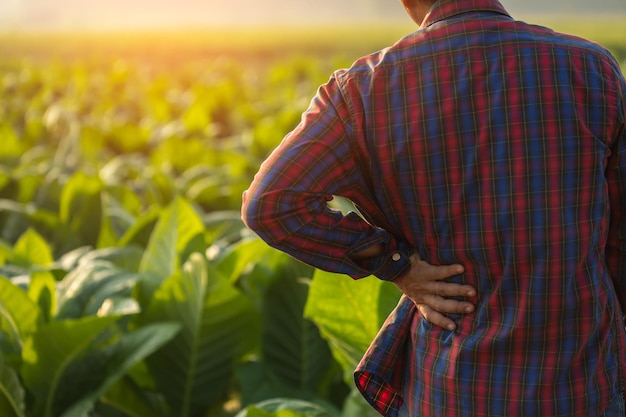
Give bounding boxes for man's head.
[401,0,438,26]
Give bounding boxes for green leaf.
[303,271,401,379]
[0,276,40,365]
[143,169,176,207]
[117,207,160,249]
[75,245,145,273]
[0,123,23,160]
[236,251,338,408]
[79,125,107,162]
[214,238,277,283]
[237,360,345,414]
[139,253,257,417]
[60,323,181,417]
[0,276,40,337]
[137,197,206,305]
[21,315,119,417]
[27,271,57,324]
[203,210,246,245]
[0,239,14,265]
[0,355,25,417]
[59,173,103,248]
[57,246,93,270]
[96,209,121,249]
[56,261,139,319]
[182,101,211,133]
[13,228,54,268]
[237,362,304,406]
[241,407,274,417]
[107,124,150,154]
[0,200,59,233]
[101,377,167,417]
[261,267,332,393]
[236,398,335,417]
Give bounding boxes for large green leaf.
[21,315,119,417]
[0,276,40,365]
[139,252,257,417]
[236,254,339,409]
[137,197,206,305]
[230,247,346,409]
[12,228,54,268]
[60,322,181,417]
[56,261,140,319]
[0,355,25,417]
[303,271,401,378]
[261,266,332,394]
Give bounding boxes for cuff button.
[392,253,401,261]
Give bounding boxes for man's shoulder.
[335,19,621,86]
[509,20,618,65]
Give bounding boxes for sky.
[0,0,625,31]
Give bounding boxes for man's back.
[350,3,626,416]
[242,0,626,415]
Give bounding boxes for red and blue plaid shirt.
[242,0,626,415]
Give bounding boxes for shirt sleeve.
[241,73,412,281]
[606,72,626,314]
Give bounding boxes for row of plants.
[0,194,399,417]
[0,52,401,417]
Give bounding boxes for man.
[241,0,626,415]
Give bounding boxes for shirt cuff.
[348,237,412,281]
[372,239,412,281]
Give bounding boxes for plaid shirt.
[242,0,626,415]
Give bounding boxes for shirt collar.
[422,0,512,28]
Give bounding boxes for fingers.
[421,293,475,314]
[417,297,474,331]
[418,259,465,280]
[417,304,459,331]
[394,268,475,304]
[395,254,476,330]
[429,281,476,298]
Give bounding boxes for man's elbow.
[240,190,260,232]
[241,190,273,241]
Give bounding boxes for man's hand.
[393,254,475,330]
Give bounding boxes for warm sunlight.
[0,0,624,416]
[1,0,625,32]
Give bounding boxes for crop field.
[0,17,624,417]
